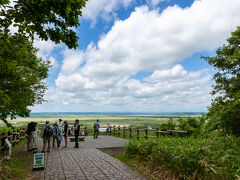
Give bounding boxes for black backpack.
[43,126,53,137]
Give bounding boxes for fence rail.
[69,125,189,139]
[0,128,26,157]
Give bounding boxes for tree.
[202,26,240,136]
[0,0,87,49]
[0,0,87,126]
[0,33,50,126]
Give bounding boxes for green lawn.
[0,114,200,129]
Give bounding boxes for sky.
[31,0,240,113]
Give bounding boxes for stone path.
[27,136,146,180]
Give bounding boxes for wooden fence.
[0,129,26,157]
[69,125,189,139]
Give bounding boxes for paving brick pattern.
[27,136,146,180]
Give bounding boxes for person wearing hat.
[93,119,100,138]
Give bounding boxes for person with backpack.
[74,119,80,148]
[42,121,53,153]
[26,122,36,151]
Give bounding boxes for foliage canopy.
[0,0,87,126]
[202,26,240,136]
[0,0,87,49]
[0,34,50,126]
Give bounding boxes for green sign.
[33,153,44,170]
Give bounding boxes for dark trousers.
[94,130,99,138]
[75,134,79,148]
[52,135,59,148]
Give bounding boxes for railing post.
[156,128,159,138]
[16,129,19,143]
[23,128,26,137]
[109,126,112,135]
[187,130,190,137]
[1,133,7,157]
[113,125,116,135]
[137,127,139,140]
[129,127,132,138]
[8,131,12,144]
[145,128,148,139]
[12,130,16,146]
[123,126,126,137]
[118,125,120,136]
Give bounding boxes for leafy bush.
[125,135,240,179]
[159,118,176,131]
[177,117,205,136]
[0,127,24,135]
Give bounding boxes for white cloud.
[34,39,63,70]
[34,39,58,59]
[82,0,135,25]
[144,65,187,81]
[39,0,240,112]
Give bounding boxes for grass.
[0,114,200,128]
[124,135,240,179]
[0,139,32,180]
[115,154,178,180]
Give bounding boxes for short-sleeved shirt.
[74,124,80,136]
[94,122,100,130]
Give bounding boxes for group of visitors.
[26,119,101,153]
[42,119,69,152]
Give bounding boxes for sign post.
[5,139,12,157]
[32,152,45,171]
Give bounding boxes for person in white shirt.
[32,122,39,149]
[57,119,63,128]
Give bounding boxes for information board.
[33,153,45,170]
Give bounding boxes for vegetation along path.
[27,136,146,180]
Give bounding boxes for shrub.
[125,135,240,179]
[159,118,176,131]
[177,117,205,136]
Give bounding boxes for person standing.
[74,119,80,148]
[32,122,39,149]
[26,122,35,151]
[52,123,58,148]
[57,119,63,128]
[106,123,110,136]
[94,119,100,138]
[42,121,53,153]
[63,121,69,148]
[57,126,63,149]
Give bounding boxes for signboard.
[99,128,106,132]
[33,153,45,170]
[5,139,12,156]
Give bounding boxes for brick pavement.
[27,136,146,180]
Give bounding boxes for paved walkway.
[27,136,146,180]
